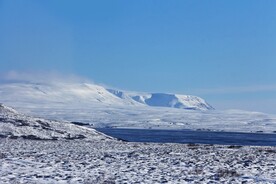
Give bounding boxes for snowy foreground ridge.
[0,105,276,183]
[1,80,276,133]
[0,104,111,140]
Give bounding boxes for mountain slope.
[0,104,111,140]
[0,81,213,110]
[107,89,214,110]
[0,82,143,108]
[145,93,213,110]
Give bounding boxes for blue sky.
[0,0,276,113]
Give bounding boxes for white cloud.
[0,70,93,84]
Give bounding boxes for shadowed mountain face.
[0,81,213,111]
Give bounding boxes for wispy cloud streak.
[0,71,92,84]
[194,85,276,95]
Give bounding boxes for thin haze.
[0,0,276,114]
[0,71,92,84]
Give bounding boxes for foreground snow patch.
[0,139,276,183]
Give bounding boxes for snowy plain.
[1,139,276,184]
[0,105,276,183]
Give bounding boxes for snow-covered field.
[24,106,276,133]
[1,139,276,183]
[1,104,276,183]
[0,80,276,183]
[1,80,276,133]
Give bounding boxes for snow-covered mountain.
[107,89,214,110]
[0,103,111,140]
[0,81,213,110]
[1,80,276,133]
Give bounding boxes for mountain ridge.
[0,81,213,111]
